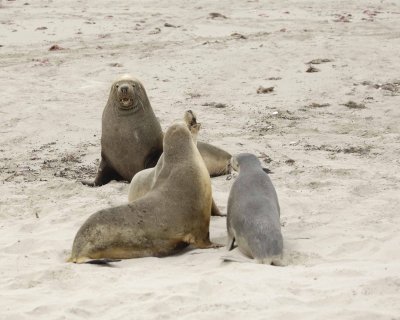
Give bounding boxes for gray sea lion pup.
[226,153,283,265]
[69,122,219,263]
[128,110,223,216]
[82,75,163,186]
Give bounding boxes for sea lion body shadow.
[69,123,217,263]
[227,153,283,265]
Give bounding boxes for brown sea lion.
[226,153,283,265]
[83,75,231,186]
[82,75,163,186]
[128,110,223,216]
[69,123,219,263]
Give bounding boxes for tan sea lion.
[197,142,232,177]
[83,75,231,186]
[128,110,223,216]
[128,110,200,202]
[226,153,283,265]
[82,75,163,186]
[69,122,219,263]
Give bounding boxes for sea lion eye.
[115,84,120,89]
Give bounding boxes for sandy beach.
[1,0,400,319]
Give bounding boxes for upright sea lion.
[69,123,219,263]
[128,110,200,203]
[83,75,231,186]
[83,75,163,186]
[226,153,283,265]
[128,110,223,216]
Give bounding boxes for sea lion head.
[183,110,201,138]
[111,75,148,111]
[163,123,193,156]
[230,153,261,172]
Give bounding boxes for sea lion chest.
[101,107,163,180]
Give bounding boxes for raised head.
[109,75,149,111]
[163,123,193,158]
[230,153,262,172]
[183,110,201,140]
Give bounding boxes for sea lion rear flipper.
[82,158,122,187]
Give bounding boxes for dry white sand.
[1,0,400,319]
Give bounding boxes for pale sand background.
[1,0,400,319]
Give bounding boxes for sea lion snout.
[120,84,129,94]
[116,82,136,109]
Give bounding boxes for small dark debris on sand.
[306,102,330,108]
[259,152,273,163]
[285,159,295,165]
[231,32,247,39]
[209,12,227,19]
[343,101,366,109]
[333,13,352,22]
[149,27,161,34]
[267,77,282,80]
[36,26,47,31]
[109,63,123,67]
[187,92,201,99]
[257,86,274,94]
[374,82,399,93]
[61,153,82,163]
[307,58,333,64]
[305,144,371,155]
[164,22,178,28]
[306,66,320,73]
[202,102,228,108]
[49,44,64,51]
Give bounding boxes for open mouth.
[119,97,133,108]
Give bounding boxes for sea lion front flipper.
[211,198,226,216]
[82,157,122,187]
[193,237,224,249]
[227,236,235,251]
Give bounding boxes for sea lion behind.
[83,75,163,186]
[69,123,217,263]
[227,153,283,265]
